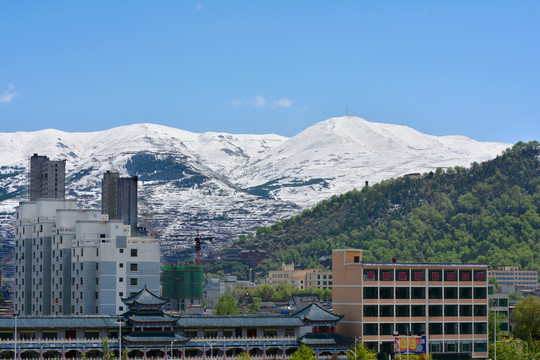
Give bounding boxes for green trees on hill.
[245,141,540,272]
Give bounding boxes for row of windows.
[363,287,487,299]
[363,322,487,335]
[363,304,487,317]
[429,340,487,353]
[363,269,486,282]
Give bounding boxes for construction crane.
[195,229,213,265]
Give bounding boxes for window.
[445,323,458,335]
[381,270,393,281]
[396,305,409,317]
[474,270,486,281]
[396,287,409,299]
[130,263,138,272]
[445,305,458,317]
[363,305,378,317]
[429,305,442,317]
[397,270,409,281]
[380,287,394,299]
[119,277,123,282]
[429,270,441,281]
[428,287,442,299]
[460,287,472,299]
[131,249,138,257]
[363,287,378,299]
[460,323,473,334]
[474,323,487,334]
[474,305,487,316]
[411,287,425,299]
[444,287,458,299]
[380,305,393,317]
[363,324,378,335]
[353,256,360,263]
[411,305,425,317]
[445,270,456,281]
[474,341,487,352]
[119,263,124,268]
[412,270,424,281]
[130,278,138,286]
[364,269,376,281]
[380,323,393,335]
[429,323,442,335]
[460,270,471,281]
[460,305,472,316]
[474,287,487,299]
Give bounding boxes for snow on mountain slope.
[234,116,510,206]
[0,116,510,254]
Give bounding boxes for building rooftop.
[177,315,304,328]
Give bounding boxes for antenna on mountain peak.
[346,105,349,116]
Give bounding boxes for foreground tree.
[346,343,377,360]
[215,294,240,315]
[511,295,540,342]
[489,337,540,360]
[290,345,316,360]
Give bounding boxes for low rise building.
[268,264,331,291]
[489,266,538,290]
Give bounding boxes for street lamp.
[116,318,124,358]
[13,313,19,360]
[354,336,361,360]
[204,342,213,360]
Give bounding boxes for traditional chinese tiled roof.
[128,312,179,323]
[122,286,168,307]
[177,315,304,328]
[293,303,342,322]
[0,316,118,329]
[123,331,190,344]
[288,294,321,309]
[298,332,354,346]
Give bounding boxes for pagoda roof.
[129,312,179,323]
[122,286,168,307]
[293,303,342,322]
[298,332,354,346]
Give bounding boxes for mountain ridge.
[0,116,510,263]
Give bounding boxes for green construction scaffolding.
[161,265,203,299]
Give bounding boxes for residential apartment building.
[268,263,332,290]
[102,171,138,235]
[14,198,160,316]
[332,249,489,359]
[29,154,66,201]
[489,266,538,290]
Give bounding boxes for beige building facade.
[332,249,489,359]
[268,264,332,290]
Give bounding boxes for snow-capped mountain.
[0,116,510,260]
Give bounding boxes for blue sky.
[1,1,539,143]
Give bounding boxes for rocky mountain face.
[0,116,510,262]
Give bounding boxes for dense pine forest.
[234,141,540,273]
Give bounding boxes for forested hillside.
[240,141,540,272]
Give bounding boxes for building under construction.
[162,265,203,312]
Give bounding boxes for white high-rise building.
[14,198,160,316]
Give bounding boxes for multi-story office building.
[102,171,138,235]
[14,198,160,316]
[489,266,538,290]
[29,154,65,201]
[332,249,489,359]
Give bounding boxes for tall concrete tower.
[102,171,138,235]
[29,154,66,201]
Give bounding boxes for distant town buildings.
[29,154,65,201]
[268,263,332,291]
[14,155,159,316]
[332,249,489,359]
[489,266,538,291]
